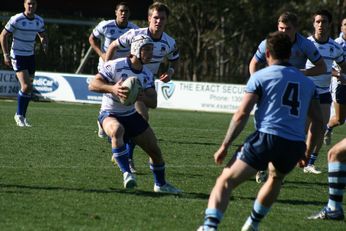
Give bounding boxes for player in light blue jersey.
[0,0,48,127]
[198,32,323,231]
[324,18,346,145]
[249,12,326,183]
[249,11,326,76]
[307,138,346,220]
[105,2,179,172]
[304,10,346,174]
[89,2,139,72]
[88,35,181,194]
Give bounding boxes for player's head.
[148,2,170,34]
[130,35,153,64]
[24,0,37,16]
[115,2,130,25]
[341,18,346,37]
[266,31,292,61]
[277,12,298,41]
[312,9,332,36]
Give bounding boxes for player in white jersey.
[89,2,139,72]
[324,18,346,145]
[89,2,139,162]
[0,0,48,127]
[105,2,179,172]
[197,32,323,231]
[304,10,346,174]
[88,35,181,194]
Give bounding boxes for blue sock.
[202,208,223,230]
[244,200,270,229]
[326,125,333,132]
[327,162,346,210]
[17,90,31,117]
[308,153,318,166]
[150,163,166,186]
[112,146,130,173]
[126,139,136,160]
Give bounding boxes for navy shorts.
[237,131,306,174]
[11,55,36,74]
[98,111,149,142]
[319,92,332,105]
[335,84,346,105]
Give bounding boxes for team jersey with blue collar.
[117,27,179,75]
[306,36,345,93]
[254,33,321,69]
[92,20,139,70]
[246,63,317,141]
[5,13,45,56]
[99,57,154,116]
[335,34,346,57]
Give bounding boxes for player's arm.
[105,40,120,62]
[139,87,157,109]
[159,59,178,83]
[0,29,12,67]
[301,57,326,76]
[88,33,104,61]
[249,57,262,75]
[214,92,257,164]
[88,74,127,98]
[38,31,48,54]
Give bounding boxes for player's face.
[24,0,37,17]
[116,5,129,25]
[341,19,346,37]
[313,15,330,36]
[140,44,153,64]
[148,10,167,34]
[277,22,296,42]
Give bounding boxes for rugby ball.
[119,76,142,106]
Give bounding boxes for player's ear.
[265,49,270,59]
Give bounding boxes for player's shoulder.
[98,19,115,28]
[9,13,26,23]
[161,31,176,43]
[127,22,139,29]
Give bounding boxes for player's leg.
[12,55,36,127]
[199,158,257,230]
[305,101,330,174]
[241,163,286,231]
[123,101,150,173]
[102,115,135,188]
[325,84,346,145]
[14,70,33,127]
[308,138,346,220]
[133,125,181,194]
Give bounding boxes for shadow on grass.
[0,183,210,200]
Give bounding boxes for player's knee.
[328,148,337,162]
[21,84,32,93]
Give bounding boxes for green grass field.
[0,100,345,231]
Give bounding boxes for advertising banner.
[0,70,246,113]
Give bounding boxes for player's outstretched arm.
[159,60,178,83]
[0,29,12,67]
[38,31,48,54]
[105,40,120,62]
[215,93,257,164]
[88,34,104,61]
[302,58,326,76]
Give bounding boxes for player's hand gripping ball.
[120,76,142,106]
